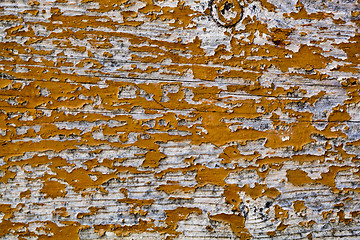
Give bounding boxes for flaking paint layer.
[0,0,360,239]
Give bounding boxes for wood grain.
[0,0,359,239]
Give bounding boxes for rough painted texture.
[0,0,359,239]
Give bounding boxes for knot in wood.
[210,0,243,27]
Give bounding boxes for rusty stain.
[210,0,244,27]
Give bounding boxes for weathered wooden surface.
[0,0,359,239]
